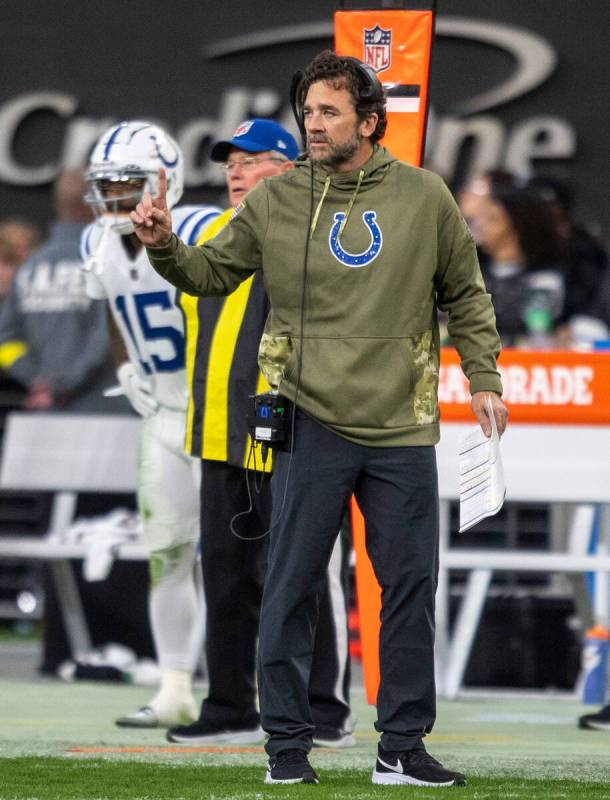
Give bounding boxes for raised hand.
[130,167,173,247]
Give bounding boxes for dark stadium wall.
[0,0,607,243]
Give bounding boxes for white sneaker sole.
[117,708,197,729]
[582,721,610,731]
[115,714,160,729]
[372,769,456,787]
[168,726,265,745]
[264,772,318,785]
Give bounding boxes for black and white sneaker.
[579,703,610,731]
[312,725,356,748]
[167,718,264,744]
[372,743,466,787]
[265,749,319,784]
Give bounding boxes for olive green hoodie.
[148,145,502,447]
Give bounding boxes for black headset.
[289,56,385,142]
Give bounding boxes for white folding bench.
[436,423,610,698]
[4,414,610,696]
[0,412,146,659]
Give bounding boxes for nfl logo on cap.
[234,121,254,138]
[209,118,299,163]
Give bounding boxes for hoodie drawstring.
[309,168,365,243]
[309,175,331,239]
[337,168,364,243]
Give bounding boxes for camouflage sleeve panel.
[409,330,440,426]
[258,331,293,391]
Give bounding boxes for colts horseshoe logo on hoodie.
[328,210,383,268]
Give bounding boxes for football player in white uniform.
[81,120,221,727]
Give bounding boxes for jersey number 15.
[115,291,184,374]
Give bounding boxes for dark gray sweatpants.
[259,411,439,756]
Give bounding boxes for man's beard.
[308,131,361,168]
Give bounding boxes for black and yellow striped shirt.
[179,210,270,470]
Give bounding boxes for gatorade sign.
[440,348,610,425]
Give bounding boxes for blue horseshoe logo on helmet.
[328,210,383,268]
[149,134,178,167]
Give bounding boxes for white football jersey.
[81,205,221,410]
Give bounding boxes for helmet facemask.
[85,170,149,234]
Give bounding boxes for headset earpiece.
[342,56,384,104]
[289,69,307,144]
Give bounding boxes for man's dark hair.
[301,50,387,144]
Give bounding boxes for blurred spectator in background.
[0,169,131,679]
[589,266,610,332]
[457,169,514,266]
[0,169,120,412]
[0,237,19,304]
[459,171,610,349]
[0,217,40,267]
[527,176,608,322]
[460,172,567,347]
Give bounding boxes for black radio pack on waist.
[247,391,293,454]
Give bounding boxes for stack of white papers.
[458,396,506,532]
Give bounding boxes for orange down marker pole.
[335,6,435,704]
[335,7,434,166]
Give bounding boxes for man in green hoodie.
[131,50,508,788]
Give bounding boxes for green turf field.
[3,760,610,800]
[2,674,610,798]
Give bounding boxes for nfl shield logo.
[234,120,254,137]
[364,25,392,73]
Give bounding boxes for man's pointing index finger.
[156,167,168,209]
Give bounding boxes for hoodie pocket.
[278,331,438,431]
